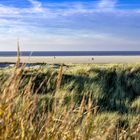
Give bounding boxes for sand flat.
[0,56,140,64]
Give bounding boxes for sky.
[0,0,140,51]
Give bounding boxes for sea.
[1,51,140,57]
[0,51,140,68]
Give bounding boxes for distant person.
[92,57,94,61]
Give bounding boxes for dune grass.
[0,63,140,139]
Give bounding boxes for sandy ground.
[0,56,140,64]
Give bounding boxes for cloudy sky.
[0,0,140,51]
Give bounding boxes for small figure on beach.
[92,57,94,61]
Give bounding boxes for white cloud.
[0,0,44,16]
[97,0,117,10]
[0,4,19,15]
[0,0,139,18]
[27,0,43,12]
[28,0,42,8]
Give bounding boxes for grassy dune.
[0,64,140,139]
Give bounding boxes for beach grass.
[0,63,140,139]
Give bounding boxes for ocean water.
[0,51,140,57]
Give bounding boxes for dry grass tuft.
[56,64,63,90]
[16,40,21,69]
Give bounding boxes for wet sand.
[0,56,140,64]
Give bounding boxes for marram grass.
[0,64,140,139]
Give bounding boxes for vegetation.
[0,63,140,139]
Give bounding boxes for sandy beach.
[0,56,140,64]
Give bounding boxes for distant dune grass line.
[0,63,140,139]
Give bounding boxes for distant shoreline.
[0,56,140,64]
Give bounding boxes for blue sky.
[0,0,140,51]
